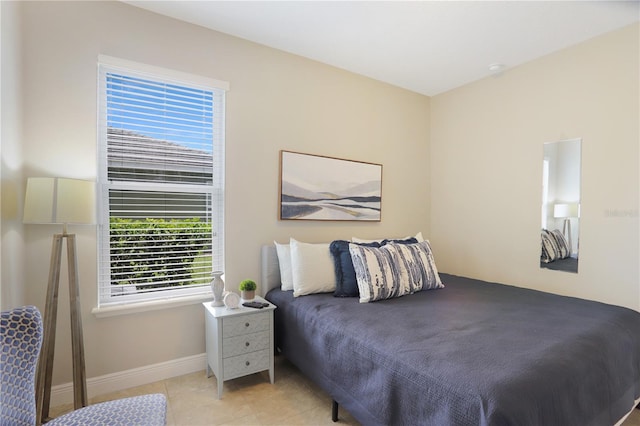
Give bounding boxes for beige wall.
[431,23,639,309]
[11,1,430,385]
[1,0,26,310]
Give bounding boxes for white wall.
[12,1,431,386]
[431,23,639,309]
[554,139,581,204]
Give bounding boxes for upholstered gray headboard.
[260,245,281,297]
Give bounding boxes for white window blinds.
[97,57,227,306]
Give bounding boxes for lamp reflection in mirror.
[23,177,95,424]
[553,203,580,257]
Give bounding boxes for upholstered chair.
[1,306,167,426]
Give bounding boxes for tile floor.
[50,356,640,425]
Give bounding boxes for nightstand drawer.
[223,312,269,337]
[223,331,270,358]
[223,349,270,380]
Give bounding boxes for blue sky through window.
[107,73,214,153]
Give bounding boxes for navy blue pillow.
[330,240,379,297]
[381,237,419,246]
[329,237,419,297]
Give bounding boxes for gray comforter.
[266,274,640,426]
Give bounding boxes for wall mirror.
[540,138,581,273]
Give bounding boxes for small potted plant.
[239,279,257,301]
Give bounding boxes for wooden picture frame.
[279,151,382,221]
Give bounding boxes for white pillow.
[352,232,425,243]
[290,238,335,297]
[274,241,294,291]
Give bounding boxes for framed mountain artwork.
[279,151,382,221]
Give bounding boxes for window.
[97,56,228,307]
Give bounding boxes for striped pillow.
[349,240,444,303]
[541,229,570,263]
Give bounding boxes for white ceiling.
[124,1,640,96]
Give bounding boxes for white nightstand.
[202,296,276,399]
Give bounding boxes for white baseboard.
[50,353,207,407]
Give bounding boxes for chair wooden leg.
[332,400,339,422]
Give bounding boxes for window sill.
[92,292,213,318]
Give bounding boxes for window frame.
[96,55,228,308]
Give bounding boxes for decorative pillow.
[329,240,380,297]
[552,229,570,259]
[330,238,419,298]
[349,240,443,303]
[352,232,424,244]
[541,229,570,263]
[541,230,557,263]
[290,238,335,297]
[274,241,294,291]
[381,237,419,245]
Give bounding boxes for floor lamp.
[23,177,95,424]
[553,203,579,255]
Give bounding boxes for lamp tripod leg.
[35,234,88,425]
[564,219,572,256]
[36,235,63,425]
[67,234,88,409]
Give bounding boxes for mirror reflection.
[540,138,581,273]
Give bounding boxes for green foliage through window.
[109,218,212,291]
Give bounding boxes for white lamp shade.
[23,177,95,224]
[553,203,580,219]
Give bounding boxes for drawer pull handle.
[245,361,250,366]
[245,322,250,327]
[245,342,250,347]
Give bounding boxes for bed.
[540,257,579,273]
[260,244,640,426]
